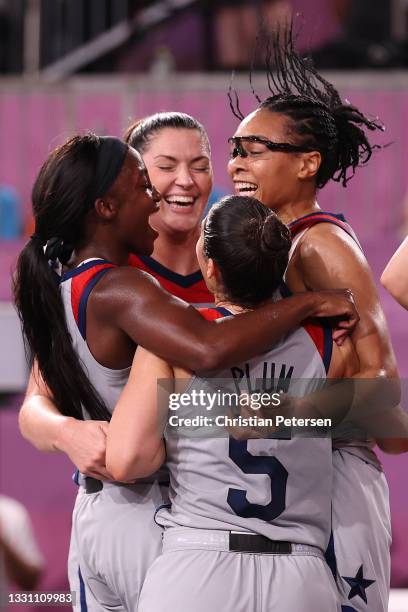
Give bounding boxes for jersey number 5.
[227,438,288,521]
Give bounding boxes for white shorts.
[330,450,391,612]
[68,480,167,611]
[139,527,340,612]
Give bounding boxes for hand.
[57,419,113,480]
[312,289,359,343]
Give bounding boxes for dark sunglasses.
[228,136,315,158]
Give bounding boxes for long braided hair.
[229,25,385,188]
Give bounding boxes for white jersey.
[157,306,333,552]
[59,258,130,416]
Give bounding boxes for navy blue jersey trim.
[138,255,203,288]
[78,567,88,612]
[60,259,109,282]
[72,470,80,486]
[215,306,234,317]
[324,531,338,581]
[154,502,171,526]
[304,218,358,241]
[288,211,347,227]
[289,212,362,251]
[78,268,113,340]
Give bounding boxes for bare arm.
[106,347,170,481]
[20,264,358,470]
[381,237,408,310]
[19,363,112,479]
[96,267,358,372]
[290,225,407,452]
[294,224,397,378]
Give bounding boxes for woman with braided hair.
[228,26,402,612]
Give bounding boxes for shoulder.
[299,222,363,256]
[89,265,161,302]
[82,265,164,326]
[296,223,369,281]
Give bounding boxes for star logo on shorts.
[342,565,375,604]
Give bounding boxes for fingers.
[332,329,347,345]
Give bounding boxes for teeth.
[234,182,258,192]
[166,195,195,204]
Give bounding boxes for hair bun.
[260,214,291,256]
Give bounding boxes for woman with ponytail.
[228,25,401,612]
[16,134,357,610]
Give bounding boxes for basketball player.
[19,112,213,608]
[106,196,358,612]
[124,113,214,306]
[15,135,356,610]
[19,112,214,486]
[227,27,403,611]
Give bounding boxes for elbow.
[381,271,407,305]
[18,402,36,447]
[187,341,222,372]
[376,438,408,455]
[18,404,29,440]
[107,447,162,482]
[380,268,392,291]
[106,453,139,482]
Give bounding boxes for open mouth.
[234,181,258,195]
[164,195,197,209]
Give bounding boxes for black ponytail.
[14,134,113,422]
[204,195,291,308]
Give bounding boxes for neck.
[277,198,320,225]
[214,297,250,314]
[72,238,129,267]
[151,227,201,275]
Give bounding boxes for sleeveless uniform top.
[129,254,214,307]
[60,258,130,417]
[156,306,334,552]
[60,259,161,483]
[287,211,381,470]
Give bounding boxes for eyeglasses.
[228,136,315,159]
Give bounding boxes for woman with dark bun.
[228,26,402,612]
[15,135,356,610]
[107,195,358,612]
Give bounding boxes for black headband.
[93,136,129,199]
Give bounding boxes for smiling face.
[227,108,310,213]
[142,128,213,235]
[111,148,160,256]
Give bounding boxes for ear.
[206,258,218,281]
[94,197,119,220]
[298,151,322,180]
